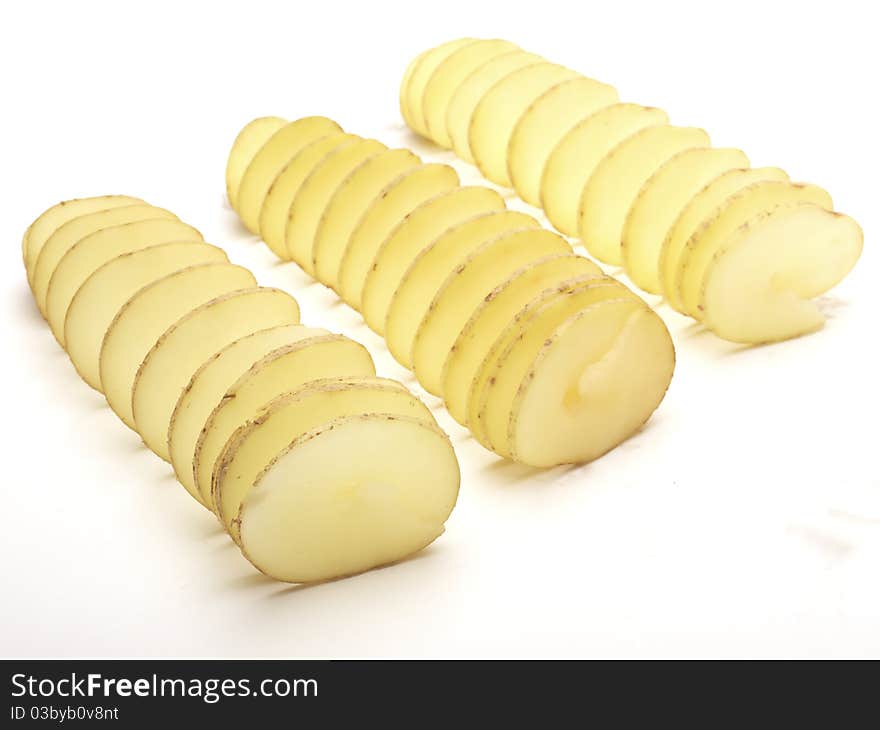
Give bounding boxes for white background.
[1,0,877,658]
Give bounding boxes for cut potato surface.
[100,263,256,429]
[578,125,711,265]
[193,335,375,504]
[215,377,434,540]
[312,148,420,288]
[400,49,430,127]
[45,218,203,344]
[701,204,863,342]
[361,187,509,333]
[622,147,749,293]
[541,104,668,236]
[239,414,459,584]
[168,324,326,505]
[507,76,619,205]
[65,242,227,391]
[226,116,287,208]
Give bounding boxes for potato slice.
[400,49,430,126]
[311,148,420,288]
[421,39,519,146]
[676,180,832,318]
[446,51,545,164]
[469,63,581,186]
[32,203,178,315]
[507,76,619,205]
[214,377,434,540]
[286,138,387,273]
[238,414,459,584]
[622,147,749,293]
[508,299,674,466]
[541,104,668,236]
[65,242,227,391]
[442,253,602,424]
[337,163,459,307]
[226,116,287,208]
[100,263,256,429]
[258,133,358,259]
[361,188,509,333]
[659,167,790,310]
[411,229,572,394]
[193,335,375,504]
[45,218,203,344]
[700,204,863,343]
[578,125,710,265]
[23,195,142,284]
[235,116,343,233]
[168,324,326,505]
[132,288,301,461]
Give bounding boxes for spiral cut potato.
[400,39,864,344]
[22,196,459,583]
[226,116,675,467]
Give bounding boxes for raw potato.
[622,147,749,293]
[238,414,459,584]
[100,263,256,429]
[507,76,619,205]
[45,218,203,343]
[214,377,434,541]
[65,242,228,391]
[312,148,420,288]
[192,335,375,504]
[701,205,863,342]
[168,324,327,505]
[403,38,476,135]
[132,288,301,461]
[361,187,508,333]
[541,104,668,236]
[578,125,711,265]
[226,116,287,208]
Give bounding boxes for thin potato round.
[400,49,430,126]
[239,414,459,584]
[226,116,287,208]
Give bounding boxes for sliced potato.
[214,377,434,540]
[65,242,227,391]
[235,116,343,233]
[677,180,832,317]
[659,167,790,310]
[421,39,519,146]
[700,204,863,343]
[383,210,540,365]
[100,263,256,429]
[168,324,326,505]
[507,76,619,205]
[508,299,675,466]
[312,148,420,288]
[361,188,508,333]
[238,413,459,584]
[622,147,749,293]
[541,104,668,236]
[469,63,580,186]
[259,133,359,259]
[193,335,375,504]
[411,229,572,394]
[578,125,710,265]
[226,116,287,208]
[442,253,602,424]
[132,288,301,461]
[400,49,430,127]
[46,218,203,344]
[337,163,459,307]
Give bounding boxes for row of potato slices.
[21,196,459,583]
[399,38,864,344]
[226,116,675,467]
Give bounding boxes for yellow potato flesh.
[507,76,619,205]
[239,414,459,584]
[65,242,227,391]
[399,49,429,127]
[226,116,287,208]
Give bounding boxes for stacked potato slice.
[22,197,459,583]
[400,38,864,344]
[227,116,675,467]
